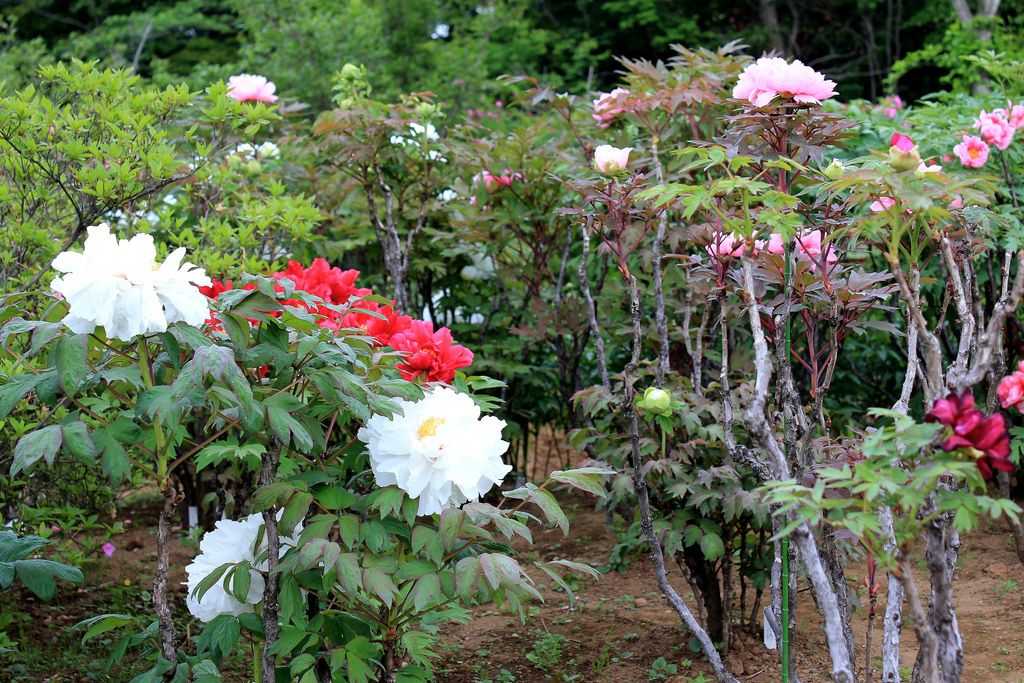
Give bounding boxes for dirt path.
[438,501,1024,682]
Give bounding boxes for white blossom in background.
[390,123,445,161]
[233,141,281,160]
[358,386,511,516]
[184,512,301,623]
[51,223,211,341]
[437,188,458,203]
[430,23,451,40]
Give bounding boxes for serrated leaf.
[11,425,63,475]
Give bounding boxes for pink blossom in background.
[477,170,520,192]
[889,131,915,152]
[592,88,631,127]
[732,57,837,107]
[226,74,278,104]
[707,233,747,260]
[101,542,116,558]
[766,233,786,255]
[953,135,989,168]
[1005,103,1024,129]
[949,195,965,209]
[870,196,896,212]
[794,230,838,271]
[998,361,1024,411]
[975,110,1015,150]
[881,94,903,118]
[917,162,942,174]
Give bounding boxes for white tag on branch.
[188,506,199,529]
[763,609,778,650]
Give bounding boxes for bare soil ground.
[5,489,1024,682]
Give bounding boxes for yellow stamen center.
[417,416,445,439]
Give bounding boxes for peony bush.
[0,41,1023,683]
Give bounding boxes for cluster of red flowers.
[925,392,1011,479]
[200,258,473,383]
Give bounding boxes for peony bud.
[637,387,673,416]
[888,144,922,172]
[823,159,845,180]
[594,145,632,175]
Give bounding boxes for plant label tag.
[188,506,199,529]
[763,609,777,650]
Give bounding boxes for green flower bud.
[823,159,845,180]
[637,387,673,416]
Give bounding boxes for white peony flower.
[358,386,511,516]
[185,512,301,623]
[233,141,280,160]
[50,224,211,342]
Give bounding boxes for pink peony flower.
[870,196,896,212]
[766,233,786,255]
[592,88,631,127]
[707,233,746,260]
[477,170,520,192]
[593,145,632,174]
[794,230,838,272]
[975,110,1014,150]
[949,195,965,209]
[998,361,1024,411]
[732,57,837,108]
[101,542,116,558]
[890,132,915,152]
[883,108,899,119]
[954,135,989,168]
[227,74,278,104]
[1005,103,1024,129]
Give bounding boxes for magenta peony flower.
[975,110,1014,150]
[592,88,631,127]
[998,361,1024,412]
[953,135,989,168]
[101,542,116,558]
[870,196,896,212]
[732,57,837,108]
[926,392,1011,479]
[890,132,915,152]
[226,74,278,104]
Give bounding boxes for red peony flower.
[997,361,1024,412]
[273,258,370,306]
[341,300,413,345]
[925,392,1012,479]
[387,319,473,383]
[199,278,257,330]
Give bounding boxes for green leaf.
[14,558,83,600]
[700,533,725,561]
[314,486,357,511]
[279,492,313,537]
[395,560,436,582]
[93,429,131,483]
[411,573,441,611]
[56,334,88,396]
[338,514,360,550]
[61,421,97,461]
[11,425,63,475]
[0,372,50,419]
[75,613,134,645]
[362,568,397,606]
[549,467,612,498]
[336,553,361,594]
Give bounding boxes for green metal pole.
[780,240,793,683]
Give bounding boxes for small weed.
[647,656,679,681]
[593,643,614,674]
[526,632,565,673]
[996,579,1019,597]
